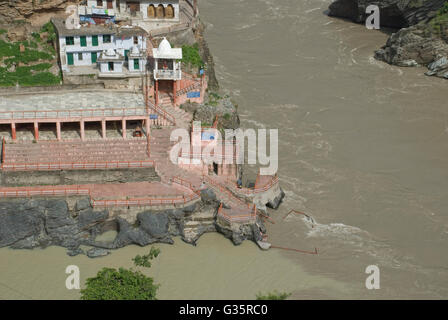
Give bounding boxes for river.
[1,0,447,299]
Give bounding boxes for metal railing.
[228,174,280,196]
[217,203,257,224]
[146,95,176,125]
[154,69,182,80]
[1,160,155,171]
[0,186,90,198]
[91,192,200,208]
[0,106,148,121]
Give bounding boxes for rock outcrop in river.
[0,188,267,257]
[328,0,448,79]
[328,0,446,28]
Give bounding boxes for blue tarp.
[201,131,215,140]
[187,91,201,98]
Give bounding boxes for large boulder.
[375,24,448,74]
[137,212,170,239]
[112,217,154,248]
[44,199,81,247]
[328,0,446,28]
[0,200,45,247]
[78,209,108,229]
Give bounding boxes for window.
[97,0,103,6]
[78,53,83,61]
[91,52,97,63]
[92,35,98,46]
[108,61,114,71]
[80,36,87,47]
[103,35,111,43]
[133,36,138,44]
[65,36,74,45]
[134,59,139,70]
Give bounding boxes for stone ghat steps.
[3,139,150,165]
[176,79,202,96]
[149,127,201,185]
[162,106,192,129]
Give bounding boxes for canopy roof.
[152,38,182,60]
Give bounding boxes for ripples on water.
[1,0,448,299]
[201,0,448,298]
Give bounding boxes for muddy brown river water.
[1,0,448,299]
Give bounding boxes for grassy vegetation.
[208,91,221,106]
[181,43,204,69]
[0,65,60,87]
[0,21,60,87]
[429,1,448,35]
[256,290,291,300]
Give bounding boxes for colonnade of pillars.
[9,118,150,141]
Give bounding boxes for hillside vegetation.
[0,22,61,87]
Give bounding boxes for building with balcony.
[52,18,147,78]
[152,37,182,105]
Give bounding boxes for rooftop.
[51,18,148,37]
[153,37,182,59]
[0,91,146,118]
[52,18,116,36]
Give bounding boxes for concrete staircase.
[3,139,150,164]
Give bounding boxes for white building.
[98,48,125,77]
[52,18,147,78]
[152,37,182,81]
[152,38,182,105]
[80,0,181,22]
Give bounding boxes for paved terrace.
[0,91,146,122]
[0,90,150,141]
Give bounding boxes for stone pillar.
[34,122,39,141]
[101,120,106,139]
[145,119,151,157]
[11,123,16,141]
[56,122,61,141]
[80,120,85,141]
[145,118,150,138]
[155,80,159,106]
[122,119,127,139]
[173,80,177,106]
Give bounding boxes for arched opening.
[156,4,165,19]
[147,4,155,18]
[165,4,174,19]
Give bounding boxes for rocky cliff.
[328,0,448,79]
[0,189,266,257]
[328,0,446,28]
[0,0,78,24]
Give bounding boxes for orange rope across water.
[258,212,275,224]
[270,245,318,255]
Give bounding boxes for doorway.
[213,162,218,175]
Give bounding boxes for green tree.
[80,247,160,300]
[256,290,291,300]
